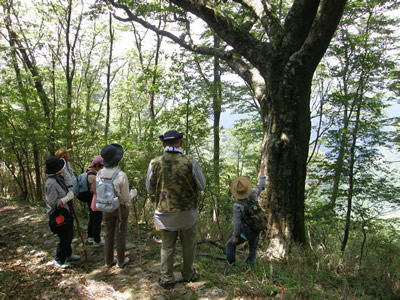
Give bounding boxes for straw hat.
[230,176,252,199]
[55,148,72,159]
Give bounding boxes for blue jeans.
[87,201,103,243]
[55,222,74,264]
[226,231,259,268]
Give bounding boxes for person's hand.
[61,190,74,204]
[130,189,137,199]
[232,236,239,245]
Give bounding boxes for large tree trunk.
[259,67,311,257]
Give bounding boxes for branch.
[292,0,348,73]
[233,0,283,39]
[283,0,320,51]
[106,0,265,97]
[197,239,225,251]
[108,0,224,57]
[4,6,51,118]
[169,0,271,66]
[197,253,226,260]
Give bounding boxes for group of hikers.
[44,130,266,290]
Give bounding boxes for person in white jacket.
[98,144,137,268]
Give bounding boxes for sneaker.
[116,257,130,268]
[158,278,174,290]
[92,237,105,247]
[66,254,80,261]
[53,261,70,268]
[87,237,94,245]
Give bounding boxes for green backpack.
[236,198,267,233]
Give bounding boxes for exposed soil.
[0,199,233,300]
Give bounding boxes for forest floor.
[0,199,271,300]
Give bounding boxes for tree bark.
[259,67,312,257]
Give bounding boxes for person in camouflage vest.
[146,130,206,290]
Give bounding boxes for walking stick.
[132,196,142,266]
[70,199,88,264]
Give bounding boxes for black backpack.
[236,198,267,233]
[49,203,73,234]
[72,171,95,203]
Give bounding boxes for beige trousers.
[104,205,129,266]
[160,224,197,283]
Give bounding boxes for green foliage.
[194,221,400,299]
[308,0,400,253]
[0,2,399,297]
[303,216,400,298]
[220,117,262,180]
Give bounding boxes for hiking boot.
[66,254,80,261]
[53,261,70,268]
[181,269,199,282]
[117,257,130,268]
[158,278,174,290]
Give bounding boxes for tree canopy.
[0,0,399,265]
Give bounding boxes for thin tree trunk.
[359,214,367,267]
[65,0,83,145]
[65,0,73,143]
[212,35,221,223]
[3,6,50,120]
[330,33,352,210]
[5,4,42,200]
[105,12,114,139]
[147,31,162,122]
[83,24,101,124]
[185,94,190,154]
[341,101,362,252]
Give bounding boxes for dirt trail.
[0,199,224,300]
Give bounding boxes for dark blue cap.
[158,130,184,142]
[101,144,124,167]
